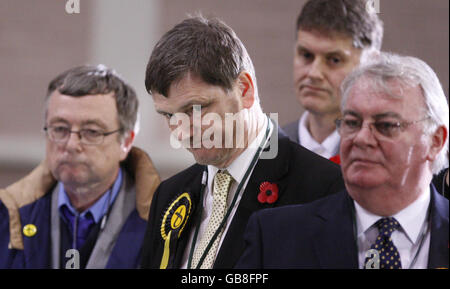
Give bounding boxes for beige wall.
[0,0,448,187]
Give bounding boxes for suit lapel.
[312,191,359,269]
[172,165,206,268]
[427,185,449,269]
[214,129,291,268]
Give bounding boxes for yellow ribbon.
[160,230,172,269]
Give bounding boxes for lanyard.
[187,116,272,269]
[407,207,430,269]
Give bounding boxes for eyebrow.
[81,119,109,129]
[179,98,211,113]
[47,117,70,125]
[296,45,348,56]
[47,117,109,129]
[373,112,403,120]
[156,97,212,116]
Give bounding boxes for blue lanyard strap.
[187,116,272,269]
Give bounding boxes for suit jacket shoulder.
[428,186,449,268]
[281,120,299,144]
[236,190,358,269]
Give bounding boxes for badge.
[258,181,279,204]
[160,192,192,269]
[23,224,37,237]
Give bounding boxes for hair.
[145,15,258,100]
[341,52,449,174]
[296,0,383,51]
[46,64,139,137]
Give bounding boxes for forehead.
[344,77,425,117]
[46,91,118,126]
[152,74,226,111]
[296,29,360,56]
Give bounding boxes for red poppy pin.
[329,154,341,165]
[258,182,279,204]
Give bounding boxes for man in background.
[283,0,383,160]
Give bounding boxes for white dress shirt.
[181,113,272,268]
[355,187,431,269]
[298,111,340,159]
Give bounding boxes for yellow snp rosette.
[160,192,192,269]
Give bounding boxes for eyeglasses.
[335,117,430,139]
[44,126,122,145]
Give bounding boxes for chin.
[191,147,229,167]
[54,165,90,186]
[300,99,330,115]
[345,171,388,190]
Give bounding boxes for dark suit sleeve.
[326,170,346,196]
[140,183,163,269]
[234,212,263,269]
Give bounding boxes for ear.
[237,71,255,109]
[119,130,135,161]
[426,125,447,162]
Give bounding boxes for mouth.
[300,84,327,92]
[58,160,86,168]
[350,158,380,166]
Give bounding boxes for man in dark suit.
[237,53,449,269]
[283,0,383,160]
[140,16,344,269]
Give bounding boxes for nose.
[306,59,324,80]
[352,123,378,148]
[64,131,83,152]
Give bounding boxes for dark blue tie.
[365,217,402,269]
[61,206,96,249]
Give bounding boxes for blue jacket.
[8,192,147,269]
[236,186,449,269]
[0,147,160,269]
[0,201,12,268]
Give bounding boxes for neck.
[347,178,430,217]
[306,111,339,143]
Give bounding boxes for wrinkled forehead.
[344,76,425,117]
[46,91,119,126]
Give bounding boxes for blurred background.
[0,0,448,186]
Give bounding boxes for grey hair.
[45,64,139,137]
[341,52,449,174]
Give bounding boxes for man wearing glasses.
[0,65,160,268]
[237,53,448,269]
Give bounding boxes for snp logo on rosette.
[160,192,192,269]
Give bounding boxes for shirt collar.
[354,186,431,244]
[298,111,340,158]
[208,112,270,184]
[58,168,123,223]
